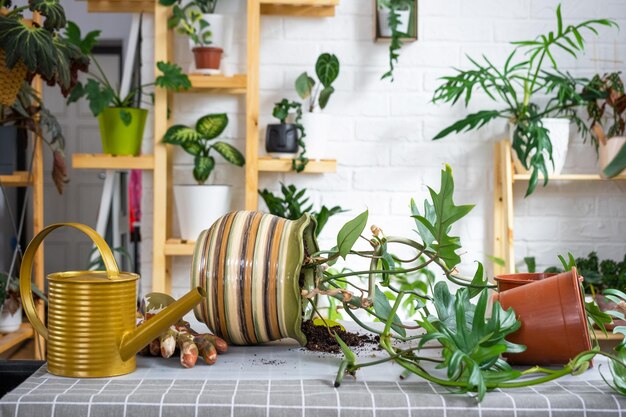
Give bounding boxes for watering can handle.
[20,223,120,340]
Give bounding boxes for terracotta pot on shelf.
[494,272,557,293]
[192,47,223,70]
[493,268,592,365]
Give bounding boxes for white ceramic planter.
[599,136,626,177]
[0,305,22,333]
[174,185,231,241]
[300,112,332,161]
[509,118,570,176]
[377,6,410,37]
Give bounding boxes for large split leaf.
[412,165,474,269]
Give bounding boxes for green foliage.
[379,0,413,81]
[336,210,368,259]
[373,286,405,336]
[0,8,89,97]
[576,252,626,294]
[412,164,474,269]
[604,141,626,178]
[271,99,309,172]
[258,183,345,237]
[432,5,618,196]
[160,0,218,14]
[295,53,340,112]
[584,72,626,148]
[168,3,212,46]
[418,283,524,401]
[162,113,244,184]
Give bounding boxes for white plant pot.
[174,185,231,241]
[0,305,22,333]
[509,118,570,176]
[599,136,626,177]
[300,113,332,161]
[377,6,410,37]
[187,14,233,74]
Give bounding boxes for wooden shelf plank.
[593,329,624,341]
[0,323,34,354]
[513,173,626,181]
[164,239,195,256]
[260,0,338,16]
[87,0,153,13]
[187,74,247,94]
[0,171,32,187]
[72,154,155,170]
[258,157,337,173]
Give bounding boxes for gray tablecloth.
[2,341,626,417]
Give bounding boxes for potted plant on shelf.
[431,5,617,196]
[0,272,46,333]
[377,0,413,81]
[258,182,345,237]
[163,0,231,73]
[295,53,340,163]
[583,72,626,177]
[189,164,626,400]
[265,99,302,160]
[66,23,192,156]
[162,112,245,241]
[0,1,92,192]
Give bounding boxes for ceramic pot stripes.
[191,211,319,345]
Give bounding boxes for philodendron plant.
[431,5,617,196]
[307,165,626,401]
[295,53,340,113]
[162,113,245,184]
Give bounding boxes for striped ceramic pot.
[191,211,319,345]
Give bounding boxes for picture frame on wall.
[373,0,418,42]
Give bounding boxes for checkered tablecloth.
[2,320,626,417]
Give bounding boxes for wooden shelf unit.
[0,15,45,361]
[493,140,626,275]
[72,154,155,170]
[87,0,153,13]
[150,0,339,292]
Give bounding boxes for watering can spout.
[119,287,206,361]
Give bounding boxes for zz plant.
[305,164,626,401]
[431,5,617,196]
[162,113,245,184]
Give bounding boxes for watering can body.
[20,223,205,378]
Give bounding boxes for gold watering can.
[20,223,206,378]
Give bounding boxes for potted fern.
[162,113,245,241]
[431,5,617,196]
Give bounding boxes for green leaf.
[212,142,245,166]
[412,165,474,269]
[162,125,203,145]
[585,299,612,336]
[374,286,406,336]
[159,0,179,5]
[315,53,340,87]
[181,141,203,156]
[30,0,66,30]
[83,78,114,116]
[336,209,368,259]
[0,17,56,77]
[196,113,228,139]
[410,197,435,249]
[603,140,626,178]
[295,72,315,100]
[193,155,215,184]
[433,110,501,140]
[64,21,100,55]
[524,256,536,273]
[318,86,335,110]
[333,332,357,364]
[119,109,132,126]
[467,262,488,298]
[155,61,191,92]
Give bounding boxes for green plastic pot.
[98,108,148,156]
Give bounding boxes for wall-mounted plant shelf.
[187,74,248,94]
[0,171,32,187]
[72,154,155,170]
[260,0,338,17]
[513,173,626,181]
[164,239,195,256]
[87,0,153,13]
[372,0,418,43]
[258,157,337,173]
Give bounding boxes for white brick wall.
[140,0,626,298]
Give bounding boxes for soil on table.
[301,320,378,353]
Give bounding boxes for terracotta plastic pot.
[493,268,591,365]
[192,47,223,70]
[191,211,320,346]
[494,272,557,292]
